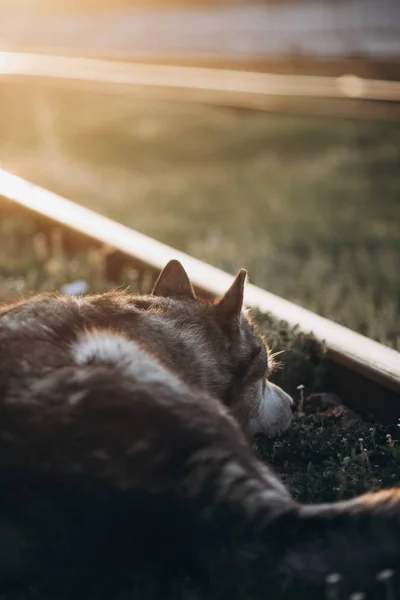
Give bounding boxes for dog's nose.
[290,398,296,414]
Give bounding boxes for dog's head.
[152,260,294,439]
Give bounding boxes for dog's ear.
[152,260,196,299]
[215,269,247,330]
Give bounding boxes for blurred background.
[0,0,399,349]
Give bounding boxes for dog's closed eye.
[237,344,268,384]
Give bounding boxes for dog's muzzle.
[258,381,294,438]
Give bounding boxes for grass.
[1,82,399,351]
[0,216,399,599]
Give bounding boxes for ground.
[1,82,399,349]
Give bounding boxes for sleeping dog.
[0,260,398,598]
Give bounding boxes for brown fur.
[0,261,399,597]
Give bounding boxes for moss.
[256,412,400,504]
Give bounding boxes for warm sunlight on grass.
[0,168,110,237]
[1,81,399,349]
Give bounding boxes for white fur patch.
[73,331,140,368]
[72,330,186,395]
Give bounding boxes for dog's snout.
[254,382,294,438]
[290,398,296,414]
